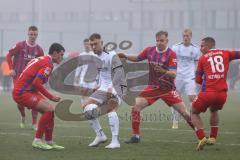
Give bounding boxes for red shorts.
[139,85,182,106]
[12,91,44,109]
[192,91,227,113]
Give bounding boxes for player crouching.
[12,43,65,150]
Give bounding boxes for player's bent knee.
[36,100,55,113]
[107,98,118,112]
[84,103,99,120]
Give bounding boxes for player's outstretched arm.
[117,53,139,62]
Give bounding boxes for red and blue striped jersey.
[137,46,177,91]
[6,40,44,79]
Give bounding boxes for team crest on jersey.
[161,56,166,63]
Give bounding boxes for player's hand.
[9,69,16,77]
[117,53,127,59]
[51,96,61,102]
[154,64,166,74]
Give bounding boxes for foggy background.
[0,0,240,91]
[0,0,240,55]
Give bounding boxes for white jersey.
[74,51,97,89]
[172,43,200,80]
[97,50,117,95]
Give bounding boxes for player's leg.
[31,109,38,130]
[171,107,179,129]
[125,97,149,144]
[171,79,184,129]
[207,92,226,145]
[83,98,107,147]
[191,108,207,151]
[172,102,194,130]
[207,109,218,145]
[33,99,64,150]
[105,98,120,149]
[185,79,197,103]
[17,104,26,128]
[191,93,208,151]
[160,90,194,129]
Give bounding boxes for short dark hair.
[83,38,89,43]
[28,25,38,31]
[48,43,65,55]
[89,33,101,41]
[155,30,168,38]
[202,37,216,47]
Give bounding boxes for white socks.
[171,107,179,123]
[88,118,105,137]
[108,111,119,144]
[88,111,120,144]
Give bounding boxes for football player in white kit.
[82,33,126,149]
[74,38,98,105]
[171,29,200,129]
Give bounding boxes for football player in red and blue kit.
[118,31,194,144]
[13,43,65,150]
[6,26,44,129]
[192,37,240,151]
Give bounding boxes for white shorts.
[80,81,97,89]
[175,78,196,96]
[89,89,122,106]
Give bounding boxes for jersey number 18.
[207,56,224,73]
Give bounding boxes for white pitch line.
[0,122,239,135]
[0,131,240,147]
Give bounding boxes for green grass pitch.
[0,91,240,160]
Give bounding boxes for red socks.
[210,126,218,138]
[45,112,54,141]
[195,128,205,140]
[131,108,140,135]
[35,111,54,140]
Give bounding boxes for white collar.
[156,46,168,53]
[26,40,37,47]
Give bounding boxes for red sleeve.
[6,43,19,69]
[32,65,54,100]
[168,51,177,70]
[195,58,204,84]
[137,47,150,61]
[227,50,240,61]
